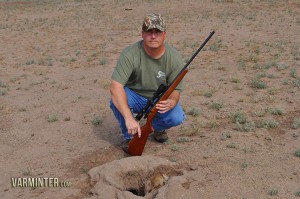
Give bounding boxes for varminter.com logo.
[11,177,71,188]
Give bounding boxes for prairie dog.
[151,174,168,189]
[145,173,169,194]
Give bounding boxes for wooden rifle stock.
[127,31,215,156]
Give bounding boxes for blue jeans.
[110,87,186,140]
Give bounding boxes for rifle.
[127,31,215,156]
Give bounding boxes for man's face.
[142,28,166,49]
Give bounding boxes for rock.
[86,155,188,199]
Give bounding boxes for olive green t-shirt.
[112,40,184,98]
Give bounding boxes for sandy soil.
[0,0,300,198]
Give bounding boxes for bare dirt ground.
[0,0,300,198]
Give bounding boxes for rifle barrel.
[169,31,215,87]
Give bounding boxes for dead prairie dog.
[151,174,168,189]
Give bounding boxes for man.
[109,13,185,152]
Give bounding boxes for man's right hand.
[110,80,141,138]
[125,116,141,138]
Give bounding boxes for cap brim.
[145,25,165,32]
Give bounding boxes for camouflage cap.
[142,13,166,32]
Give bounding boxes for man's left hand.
[156,99,175,113]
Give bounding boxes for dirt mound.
[87,156,194,199]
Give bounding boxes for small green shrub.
[290,68,298,78]
[210,102,223,110]
[10,77,18,83]
[209,120,220,128]
[176,137,192,142]
[236,120,256,132]
[264,60,278,69]
[227,143,238,149]
[0,89,7,96]
[252,78,267,89]
[221,131,232,140]
[203,89,216,97]
[26,60,35,65]
[0,80,8,95]
[48,114,58,122]
[92,116,103,126]
[75,50,80,56]
[292,78,300,88]
[295,148,300,157]
[271,108,284,115]
[292,118,300,129]
[70,57,76,62]
[268,88,278,95]
[257,119,278,129]
[268,188,278,196]
[209,38,222,52]
[282,79,289,85]
[187,108,201,117]
[233,112,247,124]
[238,58,245,68]
[0,80,8,88]
[248,54,259,63]
[253,107,268,117]
[171,144,179,151]
[203,91,212,97]
[179,125,199,136]
[256,72,267,79]
[265,135,273,141]
[100,57,107,65]
[233,112,255,132]
[276,63,289,71]
[253,63,261,69]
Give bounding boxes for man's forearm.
[168,90,180,109]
